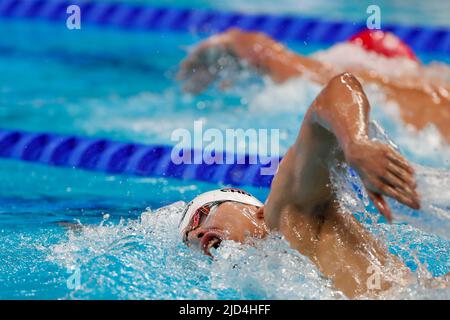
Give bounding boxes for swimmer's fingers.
[178,50,224,93]
[178,55,204,80]
[383,170,418,203]
[373,176,420,211]
[354,141,420,217]
[178,39,228,80]
[386,148,414,174]
[376,146,419,207]
[182,65,215,94]
[178,44,213,80]
[367,191,392,223]
[387,162,416,189]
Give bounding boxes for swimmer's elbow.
[328,72,365,99]
[334,72,360,85]
[316,72,370,114]
[308,72,371,136]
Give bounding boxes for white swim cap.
[178,188,263,241]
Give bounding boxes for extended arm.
[266,72,420,225]
[262,73,420,297]
[179,28,450,143]
[178,28,335,92]
[222,28,334,83]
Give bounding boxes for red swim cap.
[349,29,418,62]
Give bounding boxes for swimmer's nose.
[186,227,207,247]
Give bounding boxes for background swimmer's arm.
[270,73,420,222]
[178,29,450,143]
[350,69,450,144]
[178,28,335,93]
[224,28,335,83]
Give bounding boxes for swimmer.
[178,28,450,143]
[176,70,450,298]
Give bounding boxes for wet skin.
[185,202,267,254]
[177,30,450,298]
[178,28,450,143]
[181,71,421,298]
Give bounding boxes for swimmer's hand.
[177,31,241,94]
[345,141,420,222]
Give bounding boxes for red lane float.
[349,29,418,62]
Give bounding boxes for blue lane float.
[0,129,276,188]
[0,0,449,54]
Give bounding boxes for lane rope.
[0,128,276,187]
[0,0,448,54]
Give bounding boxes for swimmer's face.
[185,202,267,256]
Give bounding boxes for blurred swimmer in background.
[178,28,450,144]
[177,30,450,298]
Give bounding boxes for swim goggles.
[178,188,263,242]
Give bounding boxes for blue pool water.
[0,9,449,299]
[100,0,450,28]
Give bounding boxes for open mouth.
[200,231,223,256]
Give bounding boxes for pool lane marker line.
[0,129,276,188]
[0,128,365,198]
[0,0,449,55]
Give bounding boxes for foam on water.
[32,70,449,168]
[313,43,421,79]
[43,103,449,299]
[47,149,449,299]
[46,202,345,299]
[46,200,449,299]
[44,46,449,299]
[313,42,450,83]
[237,46,450,167]
[2,21,449,299]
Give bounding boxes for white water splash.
[313,43,421,79]
[45,41,450,300]
[47,183,449,300]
